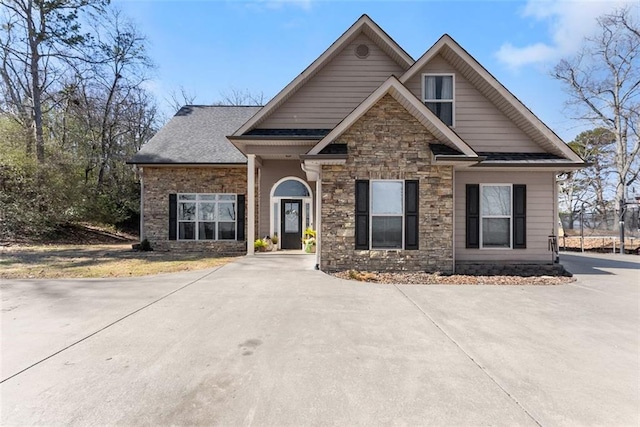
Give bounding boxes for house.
[128,15,584,274]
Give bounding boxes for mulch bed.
[332,270,576,286]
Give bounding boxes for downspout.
[139,166,144,242]
[553,172,559,262]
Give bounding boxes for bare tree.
[216,87,266,106]
[554,7,640,225]
[166,85,197,113]
[559,128,617,228]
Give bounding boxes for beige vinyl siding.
[455,171,555,263]
[260,34,406,129]
[405,55,544,153]
[259,160,314,237]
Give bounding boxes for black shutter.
[168,194,177,240]
[355,180,369,250]
[404,180,419,250]
[513,185,526,249]
[237,195,246,241]
[466,184,480,248]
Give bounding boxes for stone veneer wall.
[321,94,454,273]
[142,166,248,253]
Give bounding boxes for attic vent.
[355,44,370,59]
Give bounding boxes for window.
[423,74,454,126]
[177,194,237,240]
[480,185,511,248]
[371,181,404,249]
[273,180,310,197]
[355,180,419,251]
[466,184,526,250]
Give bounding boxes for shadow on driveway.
[560,252,640,275]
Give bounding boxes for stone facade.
[321,94,454,273]
[142,166,248,253]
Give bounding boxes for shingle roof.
[429,143,463,156]
[128,105,261,164]
[319,143,348,155]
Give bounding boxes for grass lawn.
[0,244,236,279]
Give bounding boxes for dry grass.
[0,244,236,279]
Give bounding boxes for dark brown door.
[281,199,302,249]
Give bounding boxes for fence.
[559,207,640,253]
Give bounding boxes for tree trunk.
[27,3,45,163]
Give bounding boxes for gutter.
[299,154,348,161]
[228,135,323,141]
[471,162,585,168]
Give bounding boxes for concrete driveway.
[1,252,638,426]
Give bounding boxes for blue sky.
[114,0,636,142]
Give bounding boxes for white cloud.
[258,0,313,11]
[496,0,636,69]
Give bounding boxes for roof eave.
[433,155,485,166]
[228,135,323,141]
[300,154,348,162]
[126,162,248,166]
[471,161,586,172]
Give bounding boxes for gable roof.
[128,105,261,165]
[400,34,583,163]
[307,76,478,157]
[233,14,414,136]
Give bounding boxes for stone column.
[315,176,322,270]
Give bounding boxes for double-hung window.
[423,74,454,126]
[371,181,404,249]
[177,193,237,240]
[355,180,419,251]
[480,184,512,248]
[466,184,526,250]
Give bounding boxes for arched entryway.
[270,177,313,250]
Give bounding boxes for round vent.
[355,44,370,59]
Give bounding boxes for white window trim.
[422,73,455,127]
[370,180,404,250]
[177,193,238,241]
[479,184,512,250]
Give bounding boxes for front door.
[281,199,302,249]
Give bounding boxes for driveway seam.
[392,284,543,427]
[0,267,223,384]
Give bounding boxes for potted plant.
[254,238,268,252]
[271,234,279,251]
[303,227,316,253]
